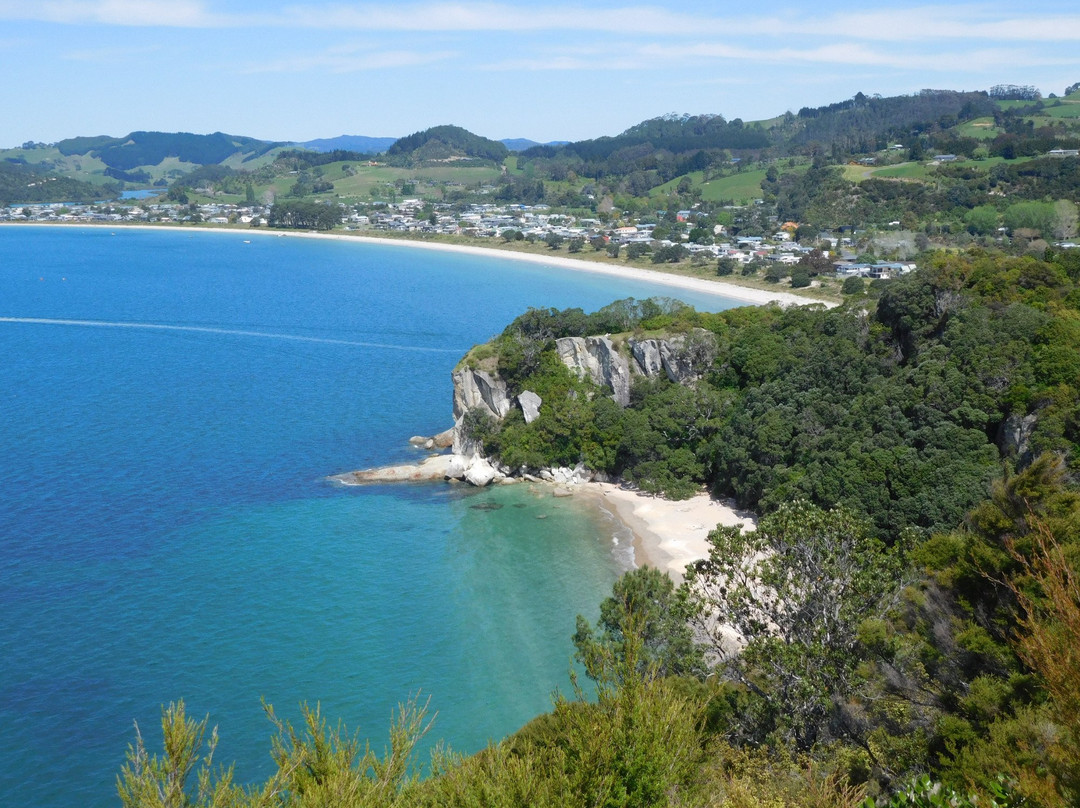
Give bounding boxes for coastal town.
[1,198,919,281]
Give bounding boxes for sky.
[2,0,1080,148]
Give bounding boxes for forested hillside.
[55,131,281,170]
[0,160,116,204]
[386,125,509,165]
[119,249,1080,805]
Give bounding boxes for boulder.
[445,454,468,480]
[464,455,498,487]
[518,390,542,424]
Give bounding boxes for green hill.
[386,125,509,164]
[55,130,282,170]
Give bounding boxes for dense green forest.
[120,249,1079,806]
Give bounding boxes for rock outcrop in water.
[336,330,712,489]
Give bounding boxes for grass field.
[955,117,1001,139]
[304,162,502,201]
[865,162,935,180]
[698,169,768,203]
[1030,102,1080,120]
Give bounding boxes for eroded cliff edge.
[331,329,717,488]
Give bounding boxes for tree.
[574,566,705,682]
[684,501,900,749]
[716,257,736,276]
[545,232,564,250]
[651,244,688,264]
[1052,199,1078,240]
[688,226,713,245]
[797,248,834,276]
[964,205,999,236]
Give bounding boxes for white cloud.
[244,46,456,74]
[0,0,229,26]
[802,6,1080,42]
[2,0,1078,47]
[275,3,722,33]
[64,44,163,63]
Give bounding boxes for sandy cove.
[581,484,757,582]
[19,223,835,308]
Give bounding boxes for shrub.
[842,276,865,295]
[790,269,811,288]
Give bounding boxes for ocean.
[0,226,741,807]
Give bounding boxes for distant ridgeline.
[55,131,282,170]
[458,248,1080,541]
[8,84,1080,214]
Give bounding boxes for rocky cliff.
[556,336,632,407]
[453,330,716,447]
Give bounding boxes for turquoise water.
[0,226,741,807]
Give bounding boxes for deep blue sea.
[0,226,741,807]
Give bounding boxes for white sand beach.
[585,484,756,582]
[33,223,835,308]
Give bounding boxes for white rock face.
[452,368,513,422]
[518,390,542,424]
[556,336,631,407]
[451,368,513,454]
[630,339,664,377]
[629,329,718,384]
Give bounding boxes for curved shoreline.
[1,222,836,308]
[578,484,756,582]
[9,221,769,580]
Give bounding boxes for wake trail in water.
[0,317,463,353]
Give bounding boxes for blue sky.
[2,0,1079,147]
